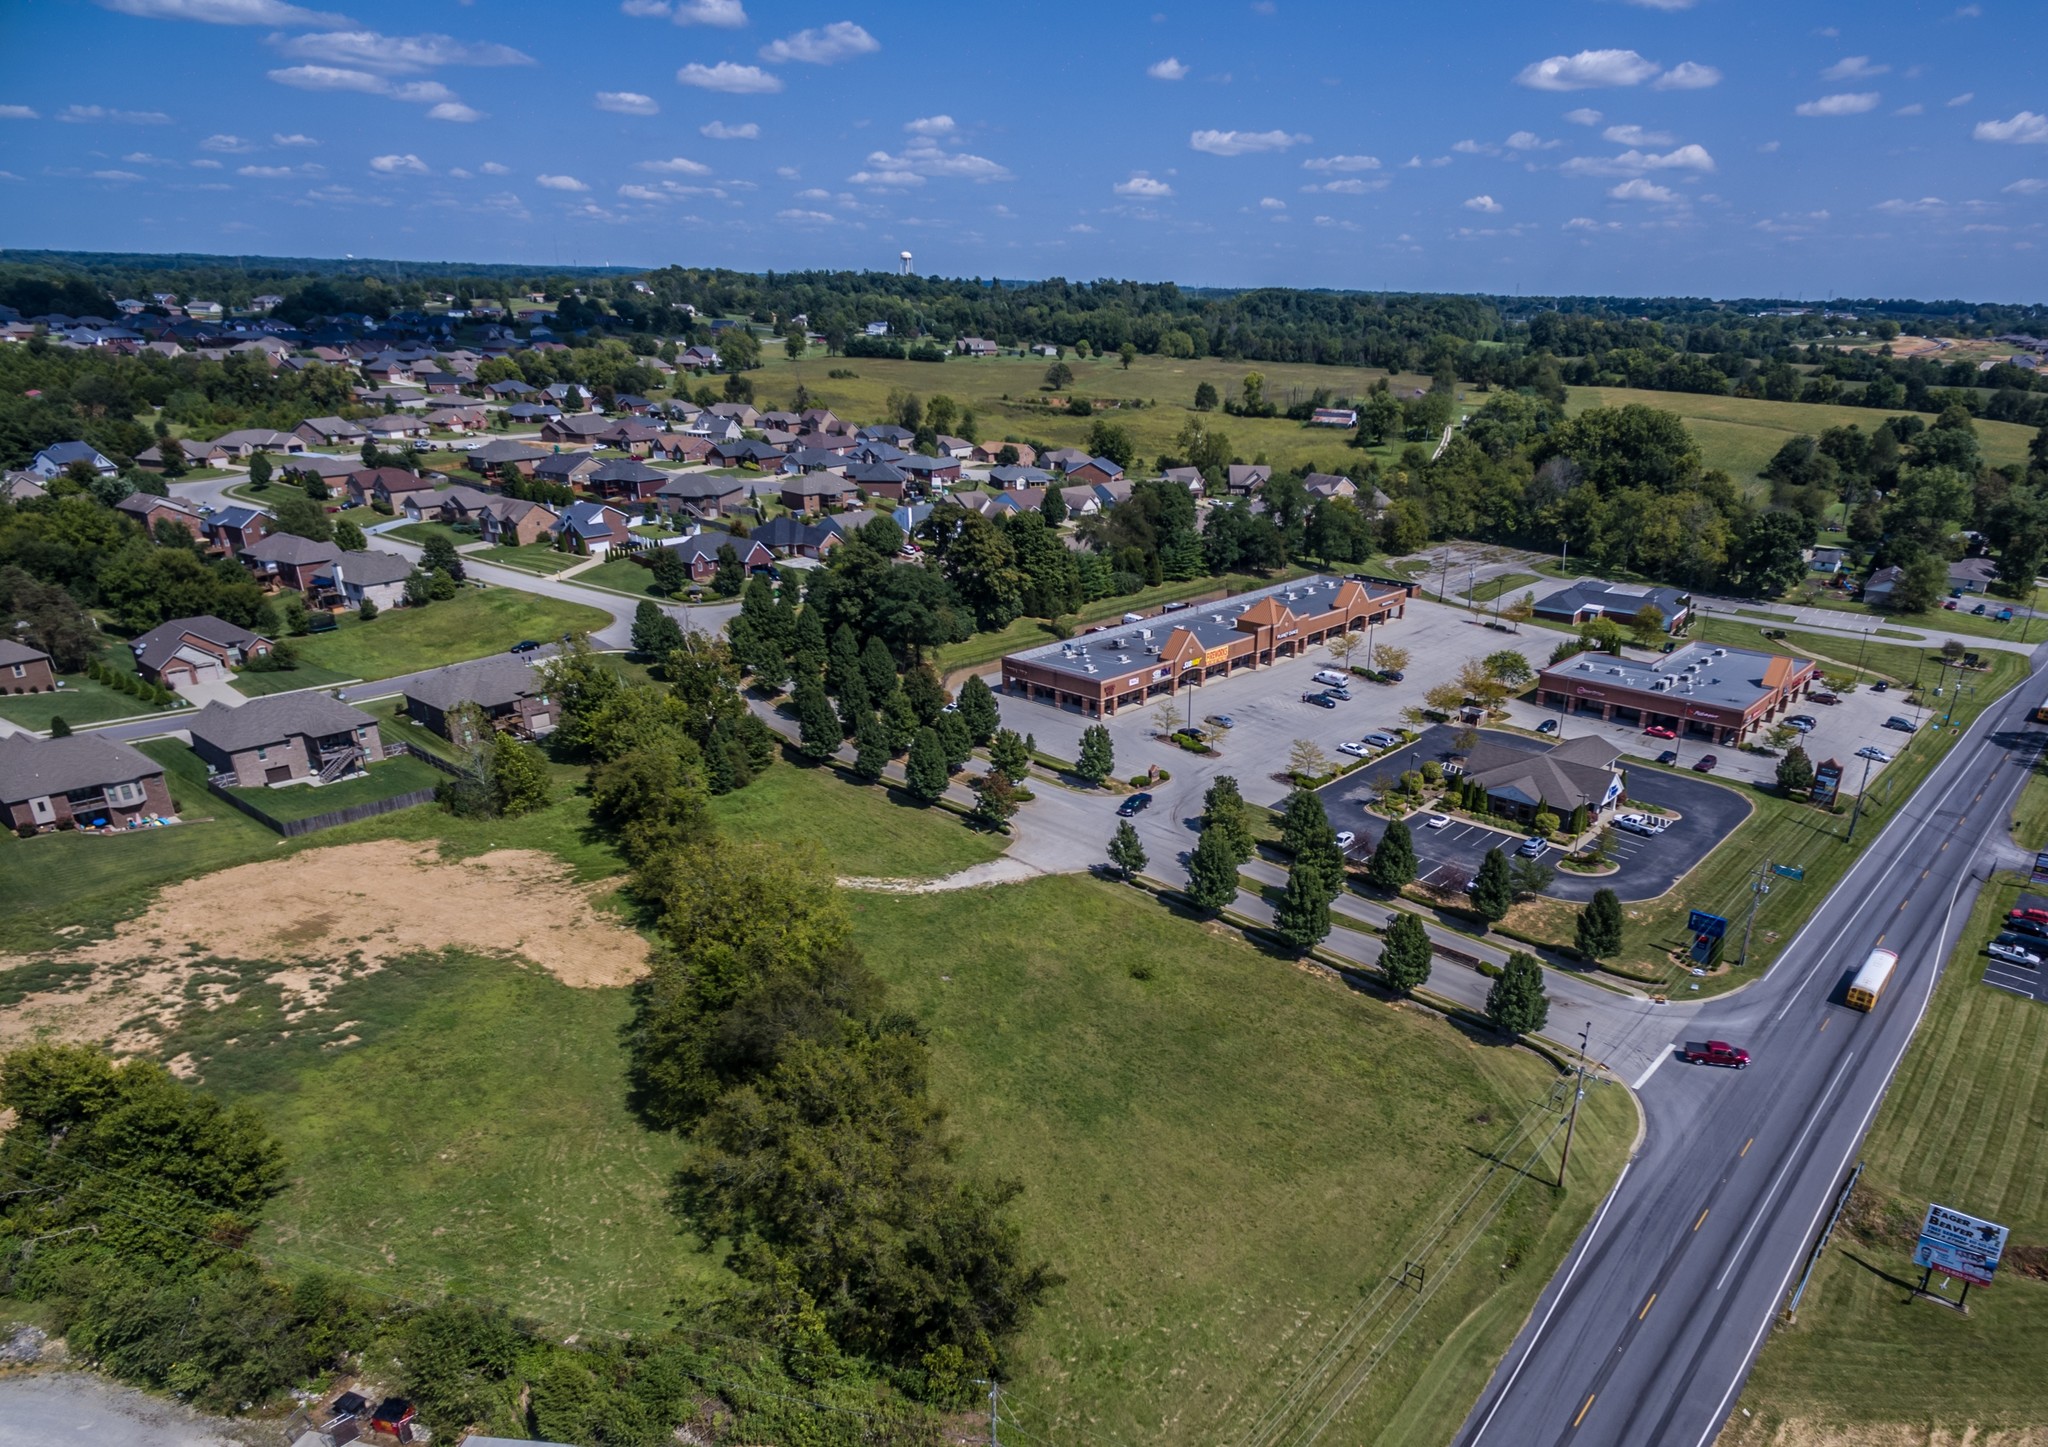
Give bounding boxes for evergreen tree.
[793,677,841,761]
[837,670,873,737]
[47,715,71,738]
[905,726,948,801]
[1203,774,1255,863]
[1185,823,1242,914]
[954,673,1000,744]
[903,662,949,723]
[790,605,827,682]
[1471,847,1513,924]
[1776,744,1815,795]
[882,689,921,752]
[1274,860,1334,954]
[1486,951,1551,1036]
[852,710,891,782]
[422,533,465,581]
[710,543,745,597]
[1076,723,1115,784]
[935,708,973,768]
[650,546,689,597]
[1379,912,1432,994]
[988,728,1032,783]
[860,633,898,701]
[1567,803,1589,836]
[1576,887,1625,960]
[1107,820,1148,880]
[631,599,684,658]
[703,724,739,795]
[1279,787,1334,858]
[1365,817,1417,892]
[825,623,862,699]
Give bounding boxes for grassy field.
[1462,571,1541,604]
[467,544,582,575]
[707,755,1005,879]
[853,874,1635,1447]
[568,555,665,597]
[0,680,177,731]
[1767,588,2046,644]
[1727,874,2048,1441]
[1566,386,2040,484]
[223,752,446,822]
[228,658,359,696]
[292,588,610,679]
[383,520,473,548]
[157,949,704,1335]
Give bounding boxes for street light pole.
[1846,750,1877,843]
[1558,1020,1591,1189]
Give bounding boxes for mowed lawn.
[156,950,706,1336]
[292,588,611,679]
[1730,877,2048,1440]
[707,756,1006,879]
[223,752,446,822]
[851,874,1635,1446]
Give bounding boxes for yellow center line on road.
[1820,1017,1830,1032]
[1741,1136,1753,1156]
[1638,1292,1657,1321]
[1574,1394,1597,1428]
[1899,900,1910,912]
[1695,1207,1711,1231]
[1922,868,1931,879]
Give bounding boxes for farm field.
[1725,876,2048,1443]
[291,588,609,679]
[854,873,1634,1447]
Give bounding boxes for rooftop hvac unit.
[1147,645,1161,655]
[1139,628,1154,639]
[1083,663,1097,673]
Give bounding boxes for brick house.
[654,473,748,522]
[586,458,669,503]
[239,533,343,592]
[552,502,632,554]
[314,551,413,611]
[130,615,274,686]
[535,451,601,490]
[0,732,174,832]
[204,504,271,556]
[479,496,558,546]
[187,693,384,787]
[402,655,557,742]
[115,491,206,540]
[294,416,369,449]
[466,439,548,479]
[0,640,58,694]
[671,533,775,583]
[346,467,440,509]
[780,476,854,515]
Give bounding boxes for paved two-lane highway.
[1457,649,2046,1447]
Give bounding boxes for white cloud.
[60,104,171,123]
[1505,130,1559,151]
[273,31,535,73]
[673,0,747,25]
[1147,56,1189,80]
[856,134,1010,182]
[190,157,222,168]
[1895,103,1925,116]
[1115,172,1173,197]
[1304,178,1381,194]
[200,132,256,151]
[1609,178,1679,201]
[620,0,669,13]
[272,131,317,145]
[1190,127,1309,155]
[1302,153,1380,171]
[370,152,428,174]
[1259,195,1285,209]
[537,173,588,191]
[677,61,781,93]
[700,121,758,139]
[94,0,348,25]
[777,208,834,223]
[1515,49,1659,91]
[1948,92,1975,106]
[1796,92,1881,117]
[905,114,954,135]
[1874,196,1951,215]
[1562,142,1716,176]
[1976,112,2048,144]
[447,166,470,178]
[596,90,659,115]
[427,101,480,122]
[236,163,297,177]
[1602,123,1673,146]
[638,156,711,174]
[0,105,39,120]
[1463,194,1502,212]
[479,161,509,174]
[1564,216,1621,230]
[1564,108,1603,126]
[122,151,172,163]
[1623,0,1694,7]
[760,21,878,64]
[617,184,666,201]
[265,63,474,120]
[848,168,922,186]
[1822,55,1888,81]
[1452,139,1491,154]
[1653,61,1721,90]
[2002,178,2045,194]
[0,171,22,180]
[90,169,145,180]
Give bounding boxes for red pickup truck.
[1683,1040,1751,1069]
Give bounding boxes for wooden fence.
[204,744,467,837]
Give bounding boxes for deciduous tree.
[1107,820,1147,880]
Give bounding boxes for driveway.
[1315,725,1752,903]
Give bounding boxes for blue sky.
[2,0,2045,300]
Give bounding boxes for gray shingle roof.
[130,615,266,673]
[402,654,544,713]
[321,550,413,587]
[187,693,376,752]
[240,533,343,566]
[0,639,52,667]
[0,732,164,804]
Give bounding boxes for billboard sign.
[1687,909,1729,940]
[1912,1202,2008,1286]
[2032,851,2048,886]
[1812,758,1843,805]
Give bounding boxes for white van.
[1313,669,1351,687]
[1123,612,1145,624]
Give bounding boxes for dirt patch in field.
[1720,1422,2048,1447]
[0,840,647,1053]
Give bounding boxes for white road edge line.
[1464,1159,1633,1446]
[1633,1047,1676,1091]
[1691,850,1983,1447]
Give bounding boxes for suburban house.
[402,484,496,524]
[466,438,548,479]
[423,405,488,432]
[0,640,57,693]
[898,454,963,487]
[1531,580,1693,634]
[115,491,206,540]
[552,501,632,554]
[1065,456,1124,488]
[1535,641,1818,747]
[294,416,369,449]
[535,451,601,489]
[1159,465,1204,493]
[1302,472,1357,500]
[586,458,669,503]
[1807,545,1848,577]
[1861,564,1906,607]
[973,440,1036,466]
[478,496,558,546]
[130,615,274,686]
[239,532,343,592]
[363,414,429,442]
[1002,574,1414,717]
[31,441,117,478]
[1459,734,1624,825]
[1948,556,1998,594]
[955,336,999,357]
[647,432,713,465]
[847,461,909,500]
[402,654,556,742]
[709,438,783,470]
[989,464,1055,490]
[671,533,775,582]
[654,473,748,522]
[1043,447,1091,475]
[0,732,174,832]
[187,693,384,788]
[203,428,304,458]
[314,551,413,611]
[540,415,615,446]
[347,467,440,509]
[203,504,271,556]
[1225,463,1272,495]
[780,476,855,515]
[1310,407,1360,428]
[751,515,837,559]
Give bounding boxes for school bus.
[2034,700,2048,724]
[1846,948,1900,1011]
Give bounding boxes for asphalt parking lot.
[1315,725,1753,902]
[1984,890,2048,1002]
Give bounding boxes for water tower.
[899,250,914,276]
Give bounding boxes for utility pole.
[1738,857,1774,967]
[1845,749,1877,842]
[1558,1021,1591,1189]
[986,1379,1001,1446]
